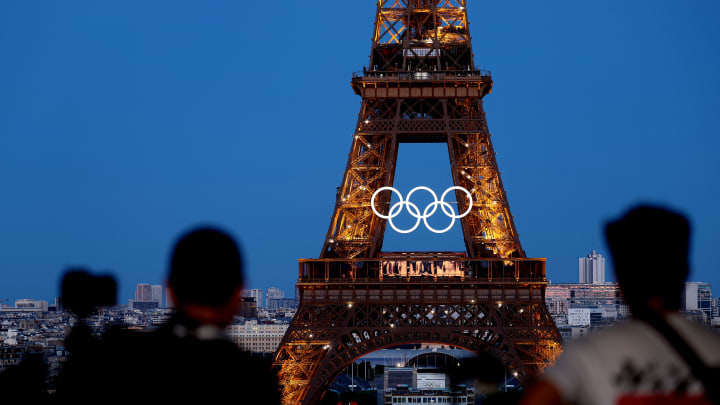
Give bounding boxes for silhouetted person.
[521,205,720,405]
[55,269,117,401]
[0,349,50,403]
[71,228,281,404]
[0,269,117,403]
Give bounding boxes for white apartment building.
[1,299,49,312]
[568,308,592,326]
[227,321,289,353]
[567,307,617,327]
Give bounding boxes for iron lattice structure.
[275,1,562,404]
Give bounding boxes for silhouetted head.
[168,227,244,310]
[61,269,116,319]
[605,205,690,317]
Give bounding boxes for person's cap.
[168,227,244,307]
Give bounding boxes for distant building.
[384,367,416,389]
[2,299,49,312]
[567,307,616,327]
[148,312,172,325]
[135,284,152,302]
[545,283,628,328]
[558,326,590,341]
[711,298,720,330]
[545,286,570,325]
[567,308,592,326]
[237,297,258,318]
[132,283,161,311]
[0,347,25,370]
[245,289,263,309]
[131,301,159,311]
[383,386,474,405]
[552,283,625,312]
[227,321,289,353]
[151,285,163,308]
[267,298,299,311]
[15,299,48,311]
[681,282,712,324]
[578,250,605,284]
[266,287,284,308]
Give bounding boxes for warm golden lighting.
[275,3,559,404]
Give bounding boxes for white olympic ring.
[370,186,473,234]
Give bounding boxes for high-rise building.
[135,284,153,302]
[151,285,163,308]
[266,287,284,308]
[681,282,712,323]
[248,289,263,308]
[237,297,258,318]
[579,250,605,284]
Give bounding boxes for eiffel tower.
[274,1,561,403]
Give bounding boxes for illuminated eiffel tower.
[274,1,562,403]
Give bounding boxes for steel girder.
[371,0,472,71]
[321,96,524,260]
[275,292,561,404]
[446,98,525,258]
[320,101,398,260]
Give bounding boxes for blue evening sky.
[1,1,719,303]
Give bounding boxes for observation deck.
[351,69,493,99]
[297,255,548,305]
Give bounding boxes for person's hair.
[605,205,690,314]
[168,227,244,307]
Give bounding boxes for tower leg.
[321,100,399,259]
[445,99,524,258]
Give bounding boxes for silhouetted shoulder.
[666,314,720,364]
[545,317,717,405]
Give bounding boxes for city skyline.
[2,1,719,303]
[4,258,717,306]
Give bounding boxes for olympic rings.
[370,186,473,234]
